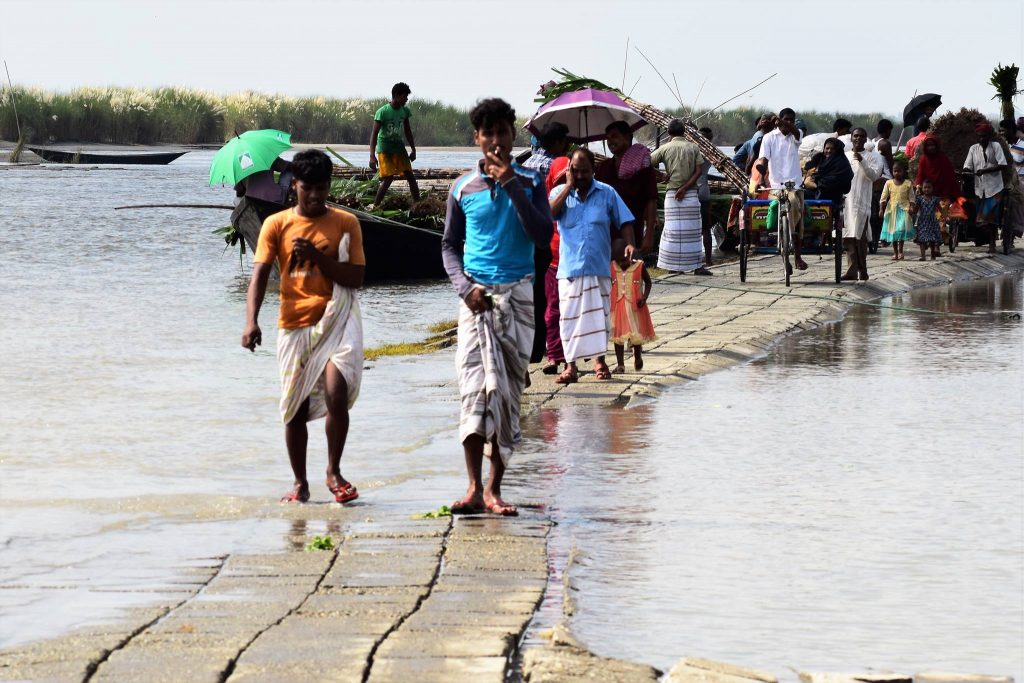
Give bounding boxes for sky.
[2,0,1022,120]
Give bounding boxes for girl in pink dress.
[610,239,657,373]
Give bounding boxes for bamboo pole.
[331,165,464,181]
[115,203,234,210]
[622,95,750,191]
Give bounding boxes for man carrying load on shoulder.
[242,149,366,504]
[442,98,554,516]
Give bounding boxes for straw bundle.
[928,107,989,170]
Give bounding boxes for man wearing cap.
[963,122,1009,252]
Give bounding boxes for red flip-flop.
[280,488,309,503]
[329,482,359,504]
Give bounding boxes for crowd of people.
[738,108,1023,280]
[238,85,1023,513]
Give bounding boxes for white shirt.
[760,128,803,189]
[1009,140,1024,177]
[872,136,893,179]
[843,149,884,240]
[963,142,1008,198]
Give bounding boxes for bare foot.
[483,494,518,516]
[451,492,485,515]
[280,482,310,503]
[612,364,625,374]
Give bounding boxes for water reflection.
[527,273,1023,679]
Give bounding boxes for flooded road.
[1,152,1020,678]
[525,273,1023,678]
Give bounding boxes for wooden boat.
[27,146,188,165]
[231,197,446,282]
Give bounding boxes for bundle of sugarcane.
[331,165,465,181]
[621,95,749,192]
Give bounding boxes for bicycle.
[777,180,795,286]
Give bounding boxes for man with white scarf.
[442,98,553,516]
[549,147,636,384]
[842,127,885,281]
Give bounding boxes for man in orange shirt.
[242,149,366,504]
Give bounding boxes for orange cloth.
[254,207,365,329]
[546,157,570,268]
[610,260,657,346]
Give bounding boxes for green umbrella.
[208,129,292,187]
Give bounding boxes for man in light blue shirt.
[548,147,635,384]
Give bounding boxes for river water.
[522,273,1024,678]
[1,152,1021,678]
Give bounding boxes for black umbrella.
[903,93,942,126]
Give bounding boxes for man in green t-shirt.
[369,82,421,206]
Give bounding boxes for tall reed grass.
[0,85,897,147]
[0,86,492,146]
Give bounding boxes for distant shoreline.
[0,140,480,153]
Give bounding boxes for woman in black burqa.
[805,137,854,248]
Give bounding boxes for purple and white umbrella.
[525,88,648,143]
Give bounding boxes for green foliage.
[0,86,484,145]
[989,63,1019,121]
[305,535,335,551]
[212,223,246,267]
[413,505,452,519]
[535,68,619,103]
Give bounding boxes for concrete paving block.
[92,647,235,683]
[798,672,912,683]
[680,657,778,682]
[0,659,92,683]
[229,662,364,683]
[368,656,506,682]
[219,552,333,577]
[522,645,661,682]
[236,630,378,666]
[914,672,1014,683]
[202,574,319,595]
[420,590,541,612]
[374,630,514,659]
[400,609,529,630]
[298,592,421,618]
[0,634,114,667]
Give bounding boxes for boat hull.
[231,199,446,282]
[27,147,188,165]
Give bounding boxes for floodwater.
[1,151,1022,679]
[521,273,1024,679]
[0,150,476,645]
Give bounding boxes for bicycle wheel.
[834,217,843,283]
[739,228,748,282]
[779,212,791,286]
